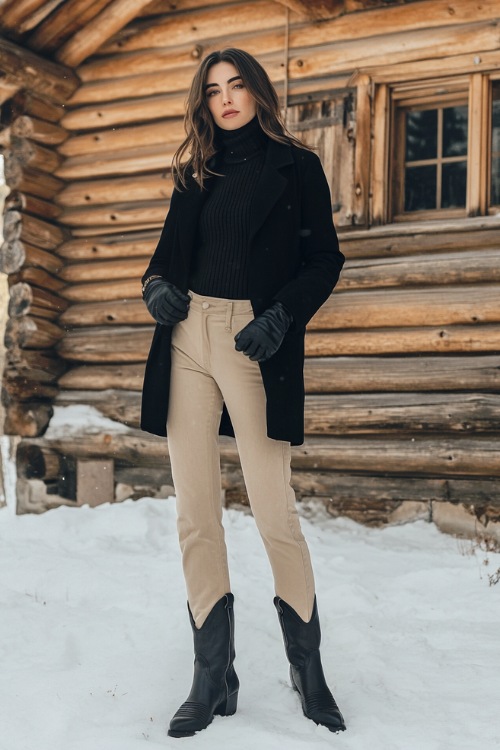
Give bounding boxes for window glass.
[443,105,468,157]
[399,100,468,213]
[405,109,437,160]
[405,165,437,211]
[442,161,467,208]
[491,82,500,205]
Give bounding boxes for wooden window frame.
[370,71,500,225]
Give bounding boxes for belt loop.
[225,301,233,332]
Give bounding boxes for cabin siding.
[1,0,499,526]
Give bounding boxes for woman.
[141,48,346,738]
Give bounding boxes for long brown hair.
[172,48,307,190]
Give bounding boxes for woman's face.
[205,61,257,130]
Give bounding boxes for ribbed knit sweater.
[189,116,267,299]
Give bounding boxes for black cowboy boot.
[168,593,239,738]
[274,596,346,733]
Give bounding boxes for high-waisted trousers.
[167,291,315,628]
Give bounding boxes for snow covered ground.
[1,490,499,750]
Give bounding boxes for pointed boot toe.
[275,596,346,733]
[168,594,239,738]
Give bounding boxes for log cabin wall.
[0,40,79,438]
[1,0,500,532]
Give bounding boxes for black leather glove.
[143,279,190,326]
[234,302,292,362]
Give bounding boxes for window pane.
[491,158,500,206]
[492,82,500,151]
[442,161,467,208]
[405,109,437,161]
[405,164,436,211]
[491,83,500,205]
[443,105,468,157]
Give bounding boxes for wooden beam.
[55,0,161,67]
[0,38,79,103]
[28,0,114,53]
[0,0,53,33]
[272,0,343,19]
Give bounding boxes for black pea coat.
[140,137,344,446]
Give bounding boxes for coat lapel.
[249,138,294,243]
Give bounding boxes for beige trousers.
[167,291,315,628]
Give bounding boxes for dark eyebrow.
[205,75,242,90]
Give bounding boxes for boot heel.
[215,689,238,716]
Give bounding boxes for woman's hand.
[143,279,190,326]
[234,302,292,362]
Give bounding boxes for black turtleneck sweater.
[189,116,267,299]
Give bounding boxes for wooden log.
[0,0,56,32]
[55,143,176,179]
[2,210,66,250]
[61,92,186,131]
[303,393,500,435]
[340,216,500,256]
[3,154,64,198]
[304,355,500,393]
[339,249,500,291]
[2,378,59,404]
[10,115,68,145]
[1,91,64,125]
[57,173,173,207]
[59,279,139,302]
[56,326,151,362]
[57,233,157,260]
[97,1,287,56]
[224,470,499,509]
[59,120,184,157]
[366,46,500,85]
[6,347,66,382]
[286,21,500,82]
[5,191,62,221]
[0,240,64,275]
[26,431,500,477]
[55,323,500,362]
[5,317,65,350]
[58,284,500,327]
[56,355,500,395]
[71,223,162,238]
[8,282,68,319]
[59,257,147,283]
[60,298,144,325]
[11,266,66,293]
[306,325,500,356]
[294,474,500,507]
[138,0,230,14]
[53,388,500,435]
[59,200,168,228]
[77,0,500,85]
[58,363,145,390]
[79,45,222,83]
[108,0,500,55]
[10,136,62,172]
[16,444,62,480]
[4,402,53,437]
[28,0,113,53]
[56,0,160,67]
[270,0,343,19]
[68,60,284,105]
[0,38,79,102]
[310,285,500,330]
